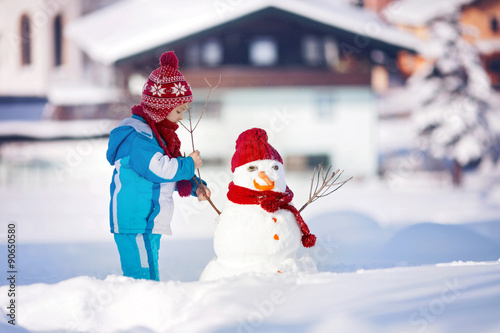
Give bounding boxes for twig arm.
[298,164,352,213]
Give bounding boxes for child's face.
[166,103,190,123]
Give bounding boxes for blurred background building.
[1,0,499,181]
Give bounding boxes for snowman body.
[214,201,301,264]
[200,159,317,281]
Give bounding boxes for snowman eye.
[248,165,258,172]
[273,165,279,170]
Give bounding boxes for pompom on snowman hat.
[231,128,283,172]
[140,51,193,123]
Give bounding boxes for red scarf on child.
[131,105,192,197]
[227,182,316,248]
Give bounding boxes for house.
[0,0,121,121]
[64,0,420,177]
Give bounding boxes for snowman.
[200,128,317,281]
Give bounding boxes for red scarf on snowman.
[227,182,316,248]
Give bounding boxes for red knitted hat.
[231,128,283,172]
[141,51,193,122]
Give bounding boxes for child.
[106,51,211,281]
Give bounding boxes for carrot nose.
[259,171,274,186]
[253,171,275,191]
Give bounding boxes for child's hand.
[196,185,211,202]
[189,150,203,169]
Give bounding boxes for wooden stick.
[192,175,221,215]
[179,76,222,215]
[298,164,352,213]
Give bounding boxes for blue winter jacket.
[107,115,201,235]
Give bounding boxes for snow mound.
[303,212,500,272]
[299,211,395,272]
[2,264,500,333]
[379,222,500,265]
[485,182,500,206]
[307,210,388,244]
[200,253,317,281]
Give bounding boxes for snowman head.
[231,128,286,192]
[233,159,286,192]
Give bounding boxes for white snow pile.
[1,138,500,332]
[1,262,500,333]
[0,119,117,140]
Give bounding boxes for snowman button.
[272,217,277,223]
[274,234,279,240]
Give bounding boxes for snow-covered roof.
[66,0,422,65]
[383,0,476,26]
[475,39,500,55]
[0,119,117,141]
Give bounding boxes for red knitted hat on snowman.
[141,51,193,122]
[231,128,283,172]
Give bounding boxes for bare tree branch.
[192,75,221,132]
[298,164,352,213]
[179,76,222,215]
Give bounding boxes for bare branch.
[308,166,316,199]
[192,75,222,132]
[298,164,352,213]
[178,75,222,215]
[192,174,221,215]
[314,166,321,195]
[178,121,189,131]
[321,178,352,197]
[188,107,195,152]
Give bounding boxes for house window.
[186,42,201,66]
[316,93,335,119]
[350,0,364,7]
[201,38,223,66]
[286,154,330,171]
[491,17,499,33]
[20,14,31,66]
[489,58,500,73]
[128,73,148,96]
[249,37,278,66]
[54,14,63,66]
[302,35,322,66]
[324,37,340,69]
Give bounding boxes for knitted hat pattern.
[231,128,283,172]
[141,51,193,122]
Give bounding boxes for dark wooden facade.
[116,7,407,89]
[462,0,500,88]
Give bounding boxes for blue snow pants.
[114,233,162,281]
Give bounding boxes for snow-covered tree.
[408,11,499,185]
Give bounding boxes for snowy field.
[0,138,499,332]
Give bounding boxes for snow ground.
[0,139,499,332]
[1,262,499,333]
